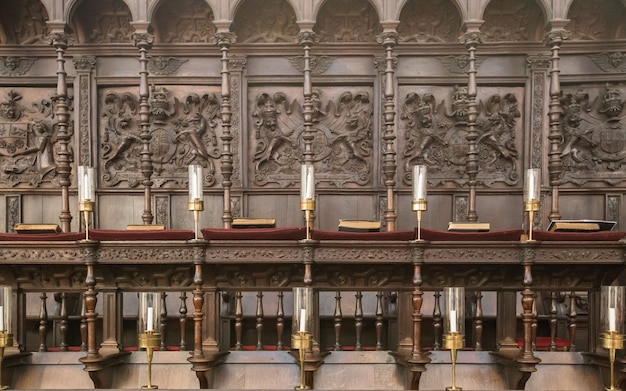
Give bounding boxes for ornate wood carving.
[72,0,133,44]
[232,0,299,43]
[6,195,19,232]
[251,89,374,188]
[314,0,382,43]
[397,0,461,43]
[589,52,626,73]
[147,56,188,75]
[565,0,626,40]
[481,0,545,41]
[152,0,215,43]
[0,57,36,76]
[0,0,48,44]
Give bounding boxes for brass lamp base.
[139,332,161,390]
[0,332,12,390]
[443,332,464,391]
[292,332,312,390]
[601,332,625,391]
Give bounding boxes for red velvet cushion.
[0,232,85,241]
[311,229,414,241]
[532,230,626,241]
[89,229,195,241]
[419,228,523,241]
[201,227,307,240]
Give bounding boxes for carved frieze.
[1,0,48,44]
[106,265,194,288]
[589,52,626,73]
[438,55,483,74]
[313,0,382,43]
[72,0,133,44]
[559,85,626,185]
[397,0,461,43]
[205,246,302,262]
[250,88,374,188]
[147,56,188,75]
[0,57,36,76]
[232,0,299,43]
[97,247,196,263]
[314,247,411,263]
[481,0,545,41]
[566,0,626,40]
[99,86,221,188]
[399,86,522,188]
[0,89,73,188]
[152,0,215,43]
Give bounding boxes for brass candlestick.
[138,330,161,389]
[443,331,465,391]
[524,199,539,242]
[79,199,94,241]
[301,199,315,240]
[0,331,12,390]
[188,199,204,240]
[291,331,312,390]
[601,331,624,391]
[412,199,427,241]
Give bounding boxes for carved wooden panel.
[98,86,222,189]
[481,0,545,42]
[397,0,461,43]
[0,0,48,44]
[558,84,626,186]
[566,0,626,40]
[247,87,374,189]
[314,0,382,43]
[152,0,215,43]
[398,85,523,189]
[0,88,72,189]
[70,0,133,44]
[231,0,299,43]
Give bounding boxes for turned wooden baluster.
[473,291,483,351]
[375,292,384,350]
[80,293,87,351]
[179,292,187,350]
[255,292,264,350]
[159,292,167,350]
[354,291,363,351]
[57,292,68,351]
[549,291,558,351]
[567,291,577,352]
[234,291,243,350]
[276,291,284,350]
[432,291,442,350]
[333,291,343,351]
[39,292,48,352]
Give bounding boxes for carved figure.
[101,92,140,169]
[402,92,446,168]
[559,90,593,161]
[175,93,220,167]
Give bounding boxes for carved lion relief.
[0,88,73,188]
[249,88,374,188]
[559,84,626,185]
[99,86,221,188]
[399,86,522,188]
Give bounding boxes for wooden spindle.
[39,292,48,352]
[80,293,87,351]
[333,291,342,351]
[234,292,243,350]
[256,292,263,350]
[160,292,167,350]
[179,292,188,350]
[58,292,68,351]
[473,291,483,351]
[276,291,284,351]
[433,291,442,350]
[549,291,558,351]
[375,292,384,351]
[568,291,577,352]
[354,291,363,351]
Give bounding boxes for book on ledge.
[14,223,61,234]
[547,219,616,232]
[338,220,381,232]
[126,224,165,231]
[447,222,490,232]
[232,218,276,229]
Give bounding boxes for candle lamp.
[78,166,96,241]
[188,165,204,240]
[443,287,465,391]
[292,287,313,390]
[523,168,540,241]
[300,164,315,240]
[411,165,428,241]
[600,285,625,391]
[0,287,12,390]
[138,292,162,389]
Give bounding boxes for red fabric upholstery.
[532,230,626,241]
[517,336,569,350]
[89,229,195,241]
[201,226,307,240]
[0,232,85,241]
[311,229,414,241]
[419,228,523,241]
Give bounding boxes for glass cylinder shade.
[138,292,161,334]
[0,286,11,334]
[523,168,540,202]
[444,287,465,335]
[293,287,313,334]
[188,165,203,202]
[300,164,315,201]
[412,165,427,201]
[601,285,625,334]
[77,166,96,202]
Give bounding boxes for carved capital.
[376,31,399,47]
[229,58,247,71]
[527,55,551,70]
[133,32,154,49]
[73,56,96,72]
[544,29,570,47]
[215,31,237,47]
[459,31,484,48]
[296,31,318,46]
[48,32,72,48]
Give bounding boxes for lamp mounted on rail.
[523,168,540,241]
[292,287,313,390]
[600,285,625,391]
[443,286,465,391]
[412,165,428,241]
[138,291,161,390]
[188,165,204,240]
[300,163,315,240]
[78,166,96,241]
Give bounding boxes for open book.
[232,218,276,228]
[447,222,490,232]
[338,220,381,232]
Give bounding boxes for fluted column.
[377,30,399,232]
[133,32,155,225]
[546,28,569,221]
[215,31,237,228]
[49,32,72,232]
[460,30,484,222]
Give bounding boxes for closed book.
[14,223,61,234]
[232,218,276,228]
[447,222,490,232]
[126,224,166,231]
[338,220,381,232]
[547,219,616,232]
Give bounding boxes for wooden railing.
[0,229,624,389]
